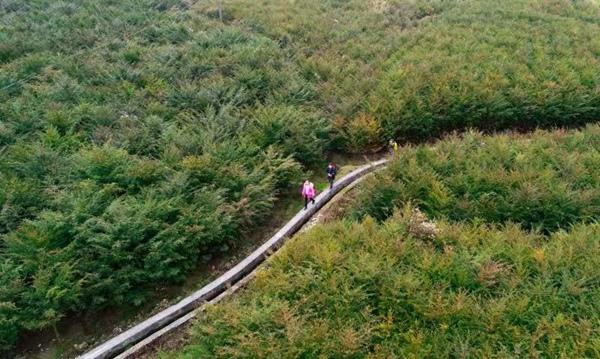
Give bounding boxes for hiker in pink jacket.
[302,180,316,210]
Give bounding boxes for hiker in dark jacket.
[326,162,337,189]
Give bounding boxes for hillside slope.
[1,0,322,350]
[1,0,600,352]
[163,125,600,358]
[221,0,600,147]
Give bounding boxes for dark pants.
[304,196,315,209]
[328,175,335,188]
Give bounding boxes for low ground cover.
[220,0,600,147]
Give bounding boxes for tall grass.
[163,209,600,358]
[353,125,600,233]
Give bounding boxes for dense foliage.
[372,0,600,140]
[2,0,600,351]
[221,0,600,146]
[209,0,458,150]
[353,125,600,233]
[0,0,324,350]
[165,124,600,357]
[164,211,600,358]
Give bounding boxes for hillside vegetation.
[165,126,600,358]
[372,0,600,140]
[353,125,600,233]
[0,0,322,350]
[221,0,600,147]
[1,0,600,352]
[165,214,600,358]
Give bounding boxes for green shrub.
[333,113,383,153]
[163,208,600,358]
[0,142,302,350]
[353,125,600,232]
[247,105,329,164]
[0,177,47,235]
[219,0,459,148]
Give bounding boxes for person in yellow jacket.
[388,139,398,157]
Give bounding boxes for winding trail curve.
[79,158,388,359]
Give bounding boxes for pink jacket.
[302,182,316,198]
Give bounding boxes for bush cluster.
[372,0,600,140]
[353,125,600,233]
[220,0,600,146]
[0,0,324,350]
[218,0,458,149]
[165,209,600,358]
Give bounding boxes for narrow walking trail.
[79,158,388,359]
